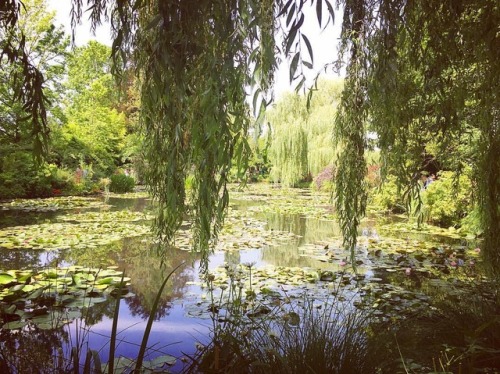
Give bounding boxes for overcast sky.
[47,1,342,98]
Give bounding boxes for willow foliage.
[267,79,342,186]
[68,0,278,271]
[0,0,52,162]
[357,0,500,274]
[270,120,308,187]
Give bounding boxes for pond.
[0,185,497,373]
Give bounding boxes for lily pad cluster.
[229,184,335,220]
[184,261,358,320]
[106,191,150,199]
[59,210,153,223]
[0,221,151,250]
[171,207,299,252]
[379,221,477,240]
[0,266,130,330]
[0,196,108,212]
[101,355,177,373]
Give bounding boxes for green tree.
[267,79,342,187]
[53,41,127,176]
[0,0,68,157]
[0,0,70,198]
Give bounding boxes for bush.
[370,175,405,213]
[109,174,135,193]
[313,165,335,192]
[422,171,472,227]
[50,167,75,192]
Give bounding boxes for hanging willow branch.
[0,0,49,163]
[68,0,279,272]
[333,0,369,266]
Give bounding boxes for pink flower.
[339,260,347,266]
[405,268,411,275]
[474,247,481,253]
[450,261,457,267]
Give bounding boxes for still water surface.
[0,192,471,372]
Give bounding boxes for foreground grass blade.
[134,262,185,373]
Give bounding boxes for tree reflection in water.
[118,238,199,320]
[0,324,69,373]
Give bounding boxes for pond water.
[0,186,493,372]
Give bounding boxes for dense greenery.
[109,174,135,193]
[266,79,342,187]
[1,0,498,274]
[0,1,139,199]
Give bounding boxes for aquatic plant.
[184,284,382,373]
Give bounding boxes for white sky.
[47,1,343,98]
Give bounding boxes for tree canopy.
[0,0,68,158]
[1,0,498,274]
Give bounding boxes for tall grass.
[184,275,383,373]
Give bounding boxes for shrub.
[313,165,335,192]
[50,167,75,193]
[370,175,405,213]
[422,171,472,227]
[109,174,135,193]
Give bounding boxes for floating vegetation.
[0,266,130,330]
[379,221,478,240]
[169,207,298,253]
[229,184,335,220]
[59,210,153,223]
[101,355,176,373]
[106,191,150,199]
[0,196,108,212]
[0,221,151,250]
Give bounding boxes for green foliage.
[0,152,76,199]
[270,120,309,187]
[422,171,473,227]
[99,0,280,271]
[267,79,342,187]
[0,0,68,161]
[370,175,405,213]
[361,0,499,274]
[460,206,482,237]
[56,41,127,177]
[109,174,135,193]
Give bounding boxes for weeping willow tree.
[339,0,500,274]
[269,119,308,186]
[307,79,343,176]
[267,79,342,186]
[3,0,498,274]
[267,92,308,186]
